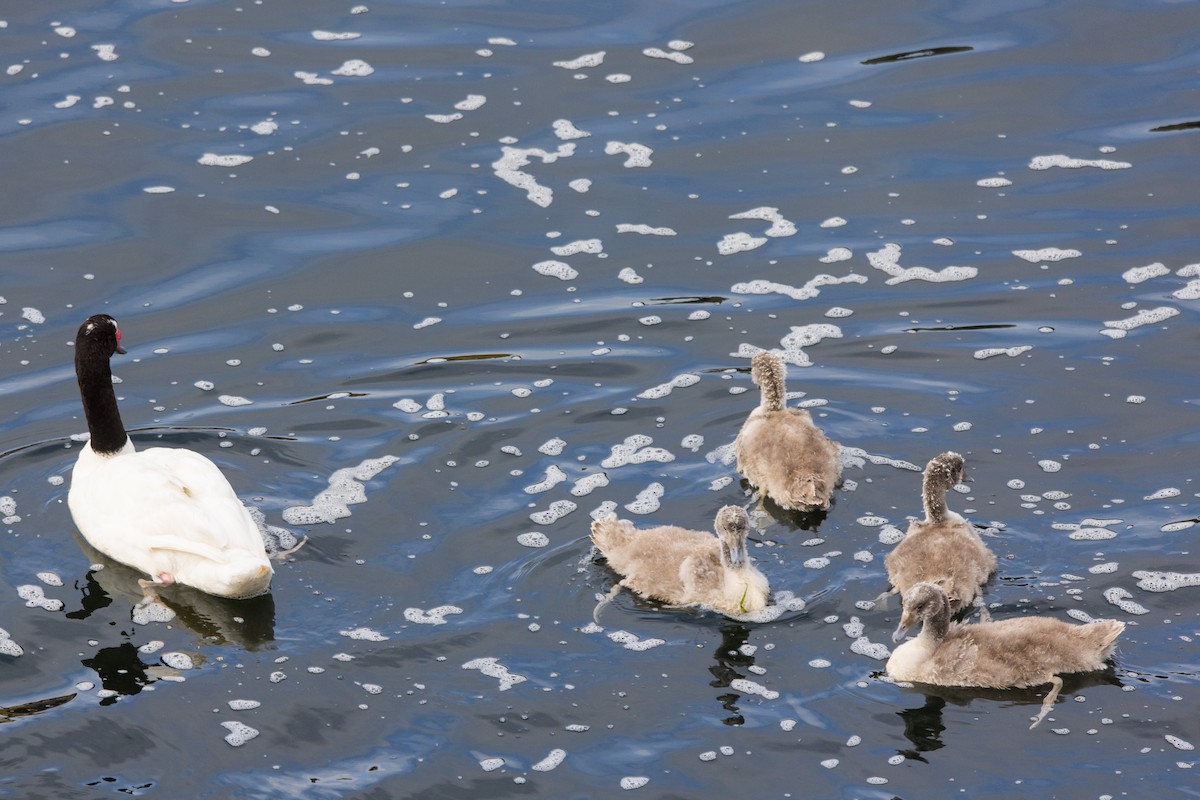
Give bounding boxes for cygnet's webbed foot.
[873,585,898,609]
[1029,675,1064,729]
[592,582,625,624]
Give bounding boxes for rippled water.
[2,1,1198,797]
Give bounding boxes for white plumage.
[68,314,273,599]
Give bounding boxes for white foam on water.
[143,185,176,193]
[55,95,81,109]
[331,59,374,76]
[681,434,704,452]
[532,748,567,771]
[1122,262,1169,283]
[976,177,1012,187]
[1132,571,1200,592]
[867,243,977,284]
[492,143,575,207]
[553,51,605,69]
[820,247,853,263]
[1069,527,1116,540]
[1166,735,1195,751]
[552,119,590,140]
[618,268,643,284]
[799,51,825,62]
[1038,459,1062,473]
[1173,279,1200,300]
[709,476,733,491]
[1103,306,1179,331]
[295,71,334,85]
[132,600,176,625]
[312,30,361,40]
[517,531,550,547]
[620,776,649,790]
[606,73,632,83]
[413,317,440,329]
[625,483,664,514]
[426,112,462,123]
[820,217,847,228]
[850,636,891,660]
[1028,154,1131,170]
[643,47,692,64]
[454,94,486,111]
[340,626,389,641]
[529,500,576,525]
[462,657,527,690]
[530,261,576,280]
[551,238,602,256]
[731,273,867,302]
[92,44,118,61]
[404,605,463,625]
[604,141,653,167]
[1089,562,1119,574]
[393,399,421,412]
[198,153,253,167]
[570,473,609,497]
[162,652,195,670]
[1161,520,1195,533]
[804,557,830,569]
[569,179,591,192]
[228,699,261,710]
[221,721,260,747]
[638,372,700,400]
[617,223,676,236]
[218,395,252,406]
[718,232,767,255]
[539,438,567,456]
[731,678,779,700]
[282,455,399,525]
[1102,587,1149,615]
[974,345,1032,360]
[1011,247,1084,264]
[524,465,567,494]
[1144,488,1180,500]
[17,585,62,611]
[729,206,796,237]
[0,628,24,658]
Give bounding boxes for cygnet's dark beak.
[891,621,911,644]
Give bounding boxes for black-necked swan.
[734,351,841,511]
[67,314,273,600]
[589,505,768,619]
[888,581,1125,729]
[882,452,996,617]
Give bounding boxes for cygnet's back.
[885,452,996,615]
[590,506,769,616]
[735,351,841,511]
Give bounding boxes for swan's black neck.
[75,320,128,455]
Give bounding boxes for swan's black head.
[77,314,126,357]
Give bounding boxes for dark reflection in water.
[80,643,152,705]
[72,536,276,651]
[1150,120,1200,133]
[892,668,1124,758]
[861,45,974,65]
[708,622,754,726]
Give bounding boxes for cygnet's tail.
[789,475,830,510]
[589,514,637,555]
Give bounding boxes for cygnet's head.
[714,505,751,566]
[924,451,967,490]
[893,581,951,642]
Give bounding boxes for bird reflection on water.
[65,534,277,703]
[708,621,755,727]
[891,667,1124,758]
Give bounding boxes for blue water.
[1,1,1198,797]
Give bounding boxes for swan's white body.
[67,314,273,600]
[69,438,273,599]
